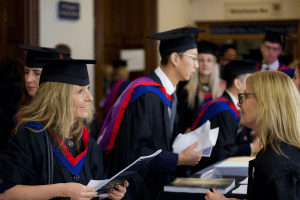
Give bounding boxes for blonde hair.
[185,57,222,109]
[15,82,94,152]
[112,66,129,82]
[247,71,300,156]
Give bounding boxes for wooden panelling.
[94,0,157,127]
[0,0,39,61]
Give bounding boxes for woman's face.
[238,84,260,131]
[73,85,93,122]
[24,66,42,97]
[292,68,300,93]
[198,53,215,76]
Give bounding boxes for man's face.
[260,41,282,65]
[176,48,199,81]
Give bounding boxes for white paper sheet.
[172,120,219,157]
[232,184,248,194]
[239,177,248,184]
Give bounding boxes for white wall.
[39,0,95,101]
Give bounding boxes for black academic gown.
[247,142,300,200]
[0,83,22,153]
[192,91,252,173]
[177,89,200,134]
[107,70,179,200]
[0,127,104,199]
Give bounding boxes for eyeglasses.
[238,93,255,104]
[178,53,198,61]
[263,44,281,52]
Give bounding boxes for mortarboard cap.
[113,60,127,69]
[221,60,259,82]
[197,41,221,61]
[19,44,71,68]
[263,30,287,50]
[147,27,206,56]
[37,58,97,86]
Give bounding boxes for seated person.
[0,58,128,200]
[191,60,261,173]
[206,71,300,200]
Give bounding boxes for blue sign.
[211,25,297,35]
[58,1,80,20]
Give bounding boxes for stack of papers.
[215,156,255,176]
[172,120,219,157]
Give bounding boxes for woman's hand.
[100,181,129,200]
[62,182,98,200]
[205,188,227,200]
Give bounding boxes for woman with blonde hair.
[177,41,224,133]
[0,59,128,200]
[205,71,300,200]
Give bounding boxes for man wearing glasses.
[191,60,261,173]
[98,27,206,200]
[260,30,294,77]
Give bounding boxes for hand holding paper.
[172,120,219,157]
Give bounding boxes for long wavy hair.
[247,71,300,156]
[15,82,95,153]
[185,56,222,109]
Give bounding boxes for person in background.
[0,57,24,153]
[191,60,261,173]
[206,71,300,200]
[100,60,131,116]
[18,45,69,107]
[219,45,237,66]
[0,58,128,200]
[177,41,224,134]
[97,27,205,200]
[259,30,294,77]
[292,61,300,92]
[55,43,71,59]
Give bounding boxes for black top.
[247,142,300,200]
[221,60,258,82]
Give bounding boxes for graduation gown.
[247,142,300,200]
[0,126,104,199]
[191,91,252,173]
[177,89,200,134]
[106,70,179,200]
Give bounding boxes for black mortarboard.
[113,60,127,69]
[221,60,259,82]
[37,58,97,86]
[197,41,220,61]
[263,30,287,50]
[19,44,71,68]
[147,27,206,56]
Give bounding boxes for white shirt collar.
[226,89,239,110]
[154,66,176,95]
[261,59,280,71]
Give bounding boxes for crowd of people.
[0,26,299,200]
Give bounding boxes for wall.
[39,0,95,100]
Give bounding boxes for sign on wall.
[58,1,80,20]
[225,2,282,20]
[120,49,145,72]
[211,24,297,35]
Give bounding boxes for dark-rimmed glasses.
[238,93,255,104]
[178,53,198,61]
